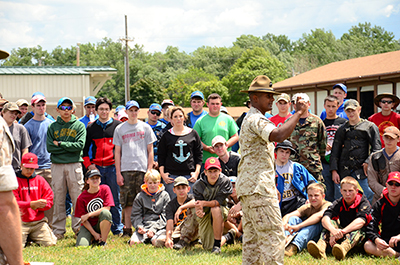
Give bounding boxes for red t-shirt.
[368,111,400,147]
[269,113,292,127]
[75,185,115,227]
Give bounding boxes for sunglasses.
[381,100,393,104]
[59,105,73,111]
[150,110,161,116]
[388,181,400,187]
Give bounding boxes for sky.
[1,0,399,54]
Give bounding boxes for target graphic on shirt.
[87,198,104,213]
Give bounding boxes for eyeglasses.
[387,181,400,187]
[59,106,73,111]
[381,100,393,104]
[150,110,161,116]
[97,108,110,112]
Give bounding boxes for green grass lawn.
[22,218,398,265]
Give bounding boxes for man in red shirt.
[269,93,292,127]
[368,93,400,147]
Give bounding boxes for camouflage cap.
[383,126,400,139]
[344,99,360,110]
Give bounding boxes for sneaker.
[54,234,64,240]
[173,239,188,250]
[122,228,132,238]
[223,229,236,245]
[98,241,107,247]
[211,246,221,254]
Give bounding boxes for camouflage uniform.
[237,107,285,265]
[288,113,326,181]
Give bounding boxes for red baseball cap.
[387,171,400,184]
[204,157,221,170]
[21,153,39,169]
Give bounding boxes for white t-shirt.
[113,121,156,172]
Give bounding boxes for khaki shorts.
[120,171,144,208]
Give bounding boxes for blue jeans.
[164,174,194,200]
[96,165,123,235]
[355,176,374,205]
[285,216,322,252]
[322,163,342,201]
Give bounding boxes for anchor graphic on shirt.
[173,140,190,163]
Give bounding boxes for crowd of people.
[1,71,400,265]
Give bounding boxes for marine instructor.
[237,75,307,265]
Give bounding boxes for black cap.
[85,169,102,180]
[275,140,296,155]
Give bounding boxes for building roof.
[0,66,117,75]
[274,50,400,91]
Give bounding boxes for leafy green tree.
[222,47,288,106]
[129,78,166,108]
[3,46,50,66]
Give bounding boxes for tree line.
[2,22,399,107]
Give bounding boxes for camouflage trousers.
[180,206,228,250]
[240,194,285,265]
[319,219,365,250]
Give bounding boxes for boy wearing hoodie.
[365,171,400,258]
[13,153,57,248]
[46,97,86,239]
[129,169,170,246]
[307,176,372,260]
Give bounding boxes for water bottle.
[89,112,95,122]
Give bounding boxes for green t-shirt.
[193,113,238,163]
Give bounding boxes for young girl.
[75,169,114,246]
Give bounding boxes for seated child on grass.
[75,169,114,246]
[13,153,57,248]
[307,176,371,260]
[129,169,170,246]
[365,171,400,258]
[282,183,331,257]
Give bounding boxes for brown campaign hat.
[0,50,9,60]
[374,93,400,109]
[240,75,281,95]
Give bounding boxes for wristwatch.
[57,141,61,146]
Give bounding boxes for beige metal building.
[0,66,117,117]
[272,50,400,118]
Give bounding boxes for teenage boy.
[275,140,317,217]
[79,96,98,128]
[46,97,86,239]
[19,92,55,125]
[160,99,174,125]
[146,103,165,165]
[211,135,241,178]
[194,93,239,163]
[16,99,29,122]
[330,99,381,204]
[282,183,331,257]
[320,83,348,120]
[13,153,57,248]
[368,93,400,148]
[192,157,232,253]
[156,177,195,248]
[83,97,123,236]
[1,102,31,170]
[288,93,327,181]
[307,177,372,260]
[113,100,156,237]
[24,94,54,224]
[367,126,400,204]
[269,93,292,127]
[130,169,170,245]
[364,171,400,258]
[321,95,347,202]
[186,91,207,128]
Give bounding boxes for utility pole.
[76,43,80,66]
[119,15,134,104]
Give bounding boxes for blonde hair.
[144,169,161,183]
[340,176,358,190]
[307,183,325,195]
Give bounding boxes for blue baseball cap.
[191,91,204,100]
[84,96,96,106]
[32,92,45,98]
[332,83,347,94]
[149,103,162,112]
[115,105,125,113]
[126,100,140,110]
[57,97,74,108]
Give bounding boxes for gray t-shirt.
[9,123,32,170]
[113,120,156,173]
